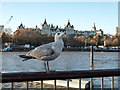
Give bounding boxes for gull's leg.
[47,61,49,71]
[44,61,47,71]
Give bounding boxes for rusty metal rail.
[1,69,120,83]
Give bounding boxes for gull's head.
[55,32,65,41]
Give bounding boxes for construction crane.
[5,16,13,34]
[6,16,13,24]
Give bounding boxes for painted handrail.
[1,69,120,83]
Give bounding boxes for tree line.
[1,29,120,47]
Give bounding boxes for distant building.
[96,29,103,36]
[0,25,4,37]
[92,23,103,36]
[50,24,59,36]
[64,20,75,35]
[15,19,104,37]
[0,25,4,31]
[40,19,75,35]
[92,23,96,34]
[82,30,95,36]
[115,27,120,36]
[17,23,25,30]
[33,25,41,33]
[41,19,51,35]
[75,23,103,37]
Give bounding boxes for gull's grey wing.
[28,43,54,59]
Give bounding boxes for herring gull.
[19,32,65,72]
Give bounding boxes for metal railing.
[0,68,120,90]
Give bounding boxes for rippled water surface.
[1,51,119,88]
[2,52,118,72]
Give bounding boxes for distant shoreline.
[1,47,120,52]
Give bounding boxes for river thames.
[1,51,119,88]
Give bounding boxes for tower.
[116,27,120,36]
[65,20,74,35]
[92,23,96,34]
[17,23,25,30]
[67,20,71,27]
[41,18,50,35]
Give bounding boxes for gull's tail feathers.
[19,55,36,61]
[22,58,30,61]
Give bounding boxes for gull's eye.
[57,33,60,35]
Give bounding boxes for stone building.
[40,19,75,35]
[50,24,59,36]
[92,23,96,34]
[17,23,25,30]
[0,25,4,37]
[15,19,104,37]
[115,27,120,36]
[40,19,51,35]
[93,23,103,36]
[0,25,4,31]
[64,20,74,35]
[96,29,103,36]
[74,23,103,37]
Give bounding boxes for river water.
[1,51,119,88]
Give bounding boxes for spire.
[20,23,23,26]
[50,23,53,28]
[44,18,47,24]
[43,18,47,25]
[67,20,70,27]
[93,23,96,28]
[68,19,70,22]
[68,20,70,24]
[94,23,96,27]
[92,23,96,33]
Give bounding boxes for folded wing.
[28,44,54,59]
